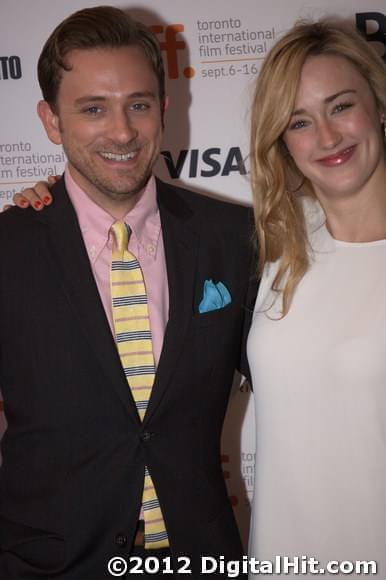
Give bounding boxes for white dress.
[247,198,386,577]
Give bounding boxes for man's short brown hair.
[38,5,165,109]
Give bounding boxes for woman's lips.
[317,145,356,167]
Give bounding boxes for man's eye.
[84,106,102,115]
[130,103,149,112]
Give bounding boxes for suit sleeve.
[238,216,259,386]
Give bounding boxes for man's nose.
[108,111,138,144]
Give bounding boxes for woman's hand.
[13,175,59,210]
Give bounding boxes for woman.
[248,19,386,576]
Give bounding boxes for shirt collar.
[64,166,161,263]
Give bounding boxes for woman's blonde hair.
[250,19,386,315]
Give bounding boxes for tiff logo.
[151,24,195,79]
[356,12,386,60]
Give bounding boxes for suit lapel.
[36,177,199,424]
[143,180,200,423]
[36,178,141,424]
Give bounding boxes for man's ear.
[161,95,169,128]
[37,100,62,145]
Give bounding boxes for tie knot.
[111,221,129,253]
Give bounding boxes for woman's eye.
[288,119,309,130]
[333,102,353,114]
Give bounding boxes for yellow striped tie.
[110,221,169,549]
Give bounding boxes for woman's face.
[282,54,384,203]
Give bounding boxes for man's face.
[39,46,166,210]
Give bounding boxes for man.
[0,6,257,579]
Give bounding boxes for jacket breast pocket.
[194,302,239,327]
[0,515,65,573]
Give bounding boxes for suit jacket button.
[115,533,128,547]
[141,431,152,442]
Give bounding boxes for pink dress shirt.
[65,167,169,366]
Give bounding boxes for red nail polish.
[34,201,42,209]
[43,196,51,204]
[20,199,28,207]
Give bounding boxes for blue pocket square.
[199,279,232,314]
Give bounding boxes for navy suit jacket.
[0,177,258,579]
